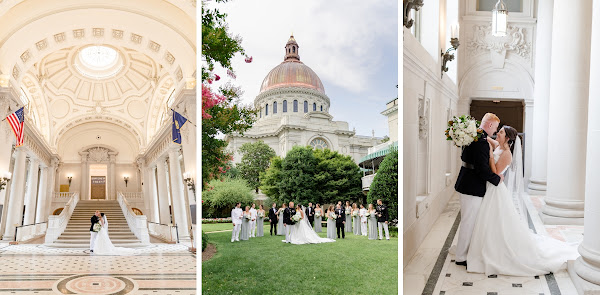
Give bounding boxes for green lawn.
[202,223,398,295]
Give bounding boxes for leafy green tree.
[278,146,319,205]
[314,149,363,204]
[237,141,276,193]
[259,156,283,202]
[367,150,398,225]
[201,0,256,189]
[202,178,255,218]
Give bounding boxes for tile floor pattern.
[405,193,584,295]
[0,244,196,294]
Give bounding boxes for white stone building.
[226,36,381,163]
[404,0,600,294]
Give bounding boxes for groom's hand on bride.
[499,174,504,183]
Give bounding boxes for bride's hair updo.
[503,125,519,154]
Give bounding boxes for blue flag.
[172,110,188,144]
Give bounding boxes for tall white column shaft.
[34,167,48,224]
[148,166,160,223]
[109,154,116,200]
[571,0,600,290]
[528,0,554,194]
[542,0,593,224]
[168,147,190,240]
[44,161,58,221]
[3,149,27,240]
[79,153,88,198]
[22,158,39,225]
[156,158,171,225]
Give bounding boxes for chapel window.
[274,101,278,114]
[293,100,298,112]
[283,100,288,112]
[266,104,269,116]
[304,101,308,113]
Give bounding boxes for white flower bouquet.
[244,214,251,220]
[365,212,370,217]
[345,210,351,215]
[352,211,358,217]
[93,223,102,232]
[315,212,321,218]
[445,115,483,147]
[291,213,301,223]
[258,212,264,218]
[329,213,337,220]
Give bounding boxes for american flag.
[6,107,24,147]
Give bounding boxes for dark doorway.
[470,99,524,132]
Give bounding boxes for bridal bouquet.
[244,214,251,220]
[445,115,483,147]
[352,211,358,217]
[291,213,301,223]
[315,212,321,218]
[365,212,370,217]
[329,213,336,220]
[93,223,102,232]
[258,212,264,218]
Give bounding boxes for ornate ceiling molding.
[466,24,532,61]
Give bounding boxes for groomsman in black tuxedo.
[335,203,345,239]
[305,202,315,228]
[269,203,278,235]
[282,202,295,243]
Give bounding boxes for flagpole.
[171,109,197,127]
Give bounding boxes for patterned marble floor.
[0,243,196,294]
[404,193,584,295]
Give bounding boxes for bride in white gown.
[466,126,579,276]
[93,214,136,255]
[289,205,335,245]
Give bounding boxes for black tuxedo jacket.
[283,208,297,225]
[335,208,345,225]
[376,204,388,222]
[305,206,315,221]
[269,208,278,222]
[454,131,501,197]
[90,215,99,232]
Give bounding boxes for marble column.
[528,0,554,195]
[54,162,61,192]
[79,152,88,198]
[34,167,48,224]
[168,147,190,240]
[22,158,39,226]
[3,148,27,240]
[148,166,160,223]
[156,158,171,224]
[569,0,600,291]
[109,153,117,200]
[541,0,592,225]
[44,159,58,221]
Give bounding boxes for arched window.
[320,105,323,111]
[313,103,316,111]
[293,100,298,112]
[310,138,329,150]
[304,101,308,113]
[274,101,278,114]
[283,100,288,112]
[260,108,262,118]
[266,104,269,116]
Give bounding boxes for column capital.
[78,151,89,163]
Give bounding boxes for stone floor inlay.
[0,243,196,295]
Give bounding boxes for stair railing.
[117,191,150,244]
[44,192,79,244]
[15,222,47,242]
[147,221,179,243]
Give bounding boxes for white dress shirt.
[250,208,257,221]
[360,208,368,222]
[231,207,243,225]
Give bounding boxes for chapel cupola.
[284,35,300,61]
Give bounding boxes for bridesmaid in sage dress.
[256,204,265,237]
[352,203,361,235]
[326,205,336,239]
[344,201,352,233]
[241,206,251,241]
[276,205,284,235]
[314,204,323,233]
[368,204,378,240]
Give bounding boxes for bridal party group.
[230,200,391,242]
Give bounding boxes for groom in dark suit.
[89,210,101,253]
[305,202,315,228]
[282,202,295,243]
[454,113,503,267]
[335,204,345,239]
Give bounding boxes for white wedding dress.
[466,147,580,276]
[93,216,137,255]
[289,210,335,245]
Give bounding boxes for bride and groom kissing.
[282,201,335,245]
[453,112,578,276]
[89,210,134,255]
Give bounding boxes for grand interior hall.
[404,0,600,294]
[0,0,197,294]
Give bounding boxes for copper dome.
[259,35,325,94]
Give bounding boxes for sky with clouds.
[207,0,398,138]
